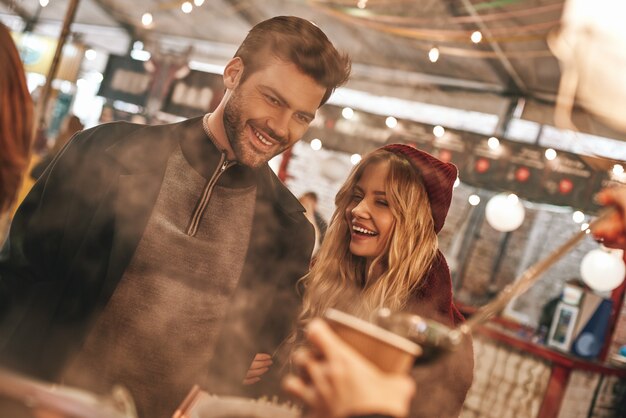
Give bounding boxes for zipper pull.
[220,159,230,172]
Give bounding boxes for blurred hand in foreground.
[593,187,626,249]
[282,319,415,418]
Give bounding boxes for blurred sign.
[498,143,545,201]
[296,105,606,212]
[99,54,152,106]
[161,70,224,118]
[11,32,84,82]
[541,151,596,208]
[461,136,505,187]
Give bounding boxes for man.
[0,16,350,418]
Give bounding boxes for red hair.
[0,23,34,212]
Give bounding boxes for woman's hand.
[243,353,273,385]
[282,319,415,418]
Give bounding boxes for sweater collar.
[106,116,305,215]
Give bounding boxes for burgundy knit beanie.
[382,144,458,234]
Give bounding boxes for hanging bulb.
[471,31,483,43]
[428,47,440,63]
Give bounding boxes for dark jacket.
[0,117,314,395]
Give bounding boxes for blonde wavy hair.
[297,148,439,330]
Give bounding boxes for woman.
[0,23,34,244]
[286,144,473,418]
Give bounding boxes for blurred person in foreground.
[0,16,350,418]
[284,319,416,418]
[285,144,474,418]
[0,23,34,244]
[593,187,626,248]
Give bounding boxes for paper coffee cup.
[324,308,422,373]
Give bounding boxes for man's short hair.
[234,16,351,106]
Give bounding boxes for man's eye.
[296,114,311,124]
[377,200,389,206]
[266,95,280,105]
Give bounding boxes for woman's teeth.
[353,226,377,235]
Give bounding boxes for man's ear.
[223,57,244,89]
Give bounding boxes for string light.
[141,13,153,27]
[454,177,460,188]
[572,211,585,223]
[545,148,557,160]
[471,31,483,43]
[487,136,500,150]
[194,0,205,5]
[433,125,445,138]
[613,164,624,175]
[342,107,354,120]
[357,0,368,9]
[181,2,193,13]
[84,49,97,61]
[385,116,397,128]
[428,47,440,63]
[351,154,362,165]
[469,195,481,206]
[311,138,322,151]
[39,0,49,7]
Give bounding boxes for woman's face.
[345,161,395,263]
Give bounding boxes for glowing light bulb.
[471,31,483,43]
[194,0,205,5]
[428,47,440,63]
[311,138,322,151]
[351,154,362,165]
[613,164,624,175]
[487,136,500,150]
[469,195,481,206]
[342,107,354,120]
[385,116,397,128]
[141,13,153,26]
[39,0,49,7]
[573,211,585,223]
[433,125,445,138]
[84,49,97,61]
[545,148,557,160]
[181,2,193,13]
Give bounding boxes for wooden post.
[34,0,82,134]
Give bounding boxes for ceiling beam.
[459,0,528,95]
[351,63,506,95]
[0,0,32,22]
[89,0,136,38]
[223,0,266,26]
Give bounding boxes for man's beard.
[222,90,286,168]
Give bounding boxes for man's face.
[223,56,327,168]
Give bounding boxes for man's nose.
[267,111,291,140]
